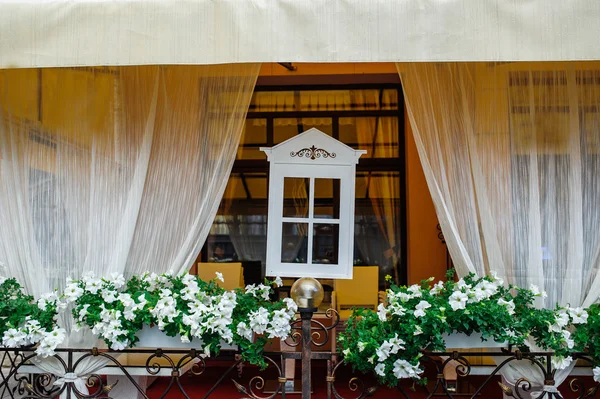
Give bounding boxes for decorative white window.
[261,128,365,279]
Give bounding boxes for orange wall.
[405,111,448,284]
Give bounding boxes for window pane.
[237,119,267,160]
[274,118,332,144]
[339,117,399,158]
[312,224,339,264]
[354,171,401,289]
[250,91,297,112]
[314,178,340,219]
[249,89,398,112]
[282,222,308,263]
[283,177,310,218]
[221,173,268,201]
[298,89,398,111]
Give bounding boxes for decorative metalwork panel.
[1,309,599,399]
[290,145,337,160]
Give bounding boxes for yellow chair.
[332,266,379,319]
[197,262,244,290]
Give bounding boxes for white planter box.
[135,325,237,350]
[442,333,508,349]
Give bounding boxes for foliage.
[0,276,63,357]
[67,271,296,368]
[338,270,592,386]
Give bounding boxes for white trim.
[263,129,364,279]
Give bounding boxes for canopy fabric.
[1,0,600,69]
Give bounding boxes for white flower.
[85,278,102,294]
[474,280,498,300]
[389,303,406,317]
[109,273,126,289]
[258,284,271,301]
[249,307,270,334]
[342,348,351,356]
[554,311,569,329]
[397,292,413,302]
[180,335,190,344]
[388,334,405,353]
[529,284,547,299]
[283,297,298,315]
[413,300,431,318]
[110,339,128,351]
[237,322,254,341]
[497,298,515,315]
[2,328,27,347]
[593,367,600,383]
[63,283,84,303]
[274,276,283,287]
[374,363,385,376]
[357,342,367,352]
[561,330,575,349]
[101,289,118,304]
[568,307,588,324]
[377,303,388,322]
[376,341,393,362]
[24,319,45,343]
[202,345,211,358]
[430,281,444,296]
[393,359,420,379]
[551,356,572,370]
[42,328,66,347]
[407,285,423,298]
[78,304,90,321]
[490,271,504,286]
[215,272,224,283]
[456,279,471,291]
[414,326,423,336]
[448,291,468,311]
[368,356,375,364]
[36,340,57,357]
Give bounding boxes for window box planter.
[442,332,508,349]
[135,325,237,350]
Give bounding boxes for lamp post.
[290,277,325,399]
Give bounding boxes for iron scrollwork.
[2,322,600,398]
[290,145,336,160]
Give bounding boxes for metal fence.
[1,308,598,399]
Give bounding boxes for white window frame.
[262,128,365,279]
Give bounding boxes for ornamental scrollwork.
[290,145,336,160]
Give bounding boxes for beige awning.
[1,0,599,69]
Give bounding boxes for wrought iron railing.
[1,308,599,399]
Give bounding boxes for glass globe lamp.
[290,277,324,310]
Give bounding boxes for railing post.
[300,309,315,399]
[290,277,325,399]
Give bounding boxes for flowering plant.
[338,270,592,386]
[67,271,296,367]
[0,276,65,357]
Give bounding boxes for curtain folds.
[398,61,600,395]
[352,91,402,282]
[0,64,260,396]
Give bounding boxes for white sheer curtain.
[351,90,402,282]
[398,62,600,396]
[0,64,259,397]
